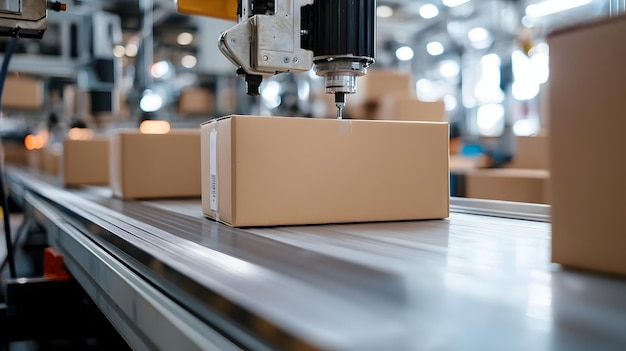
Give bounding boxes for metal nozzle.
[335,92,345,119]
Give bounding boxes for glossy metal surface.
[7,167,626,351]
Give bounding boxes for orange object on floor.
[43,247,72,280]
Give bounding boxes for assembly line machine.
[2,165,626,351]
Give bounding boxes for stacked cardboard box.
[42,146,61,176]
[375,93,446,122]
[3,76,44,110]
[346,69,413,120]
[110,129,201,199]
[548,14,626,276]
[178,87,214,116]
[466,135,550,204]
[1,142,28,166]
[63,137,110,187]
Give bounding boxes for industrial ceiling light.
[396,46,415,61]
[426,41,444,56]
[419,4,439,19]
[442,0,470,8]
[177,32,193,46]
[377,5,394,18]
[526,0,592,18]
[439,60,460,78]
[181,54,197,68]
[468,27,489,42]
[113,45,125,58]
[140,120,171,134]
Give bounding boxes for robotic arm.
[178,0,376,118]
[0,0,66,38]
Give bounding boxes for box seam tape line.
[209,120,219,222]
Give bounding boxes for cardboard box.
[178,87,214,116]
[548,14,626,275]
[63,137,110,187]
[1,142,28,166]
[507,135,549,170]
[466,168,549,204]
[376,94,446,122]
[27,149,44,171]
[43,146,61,176]
[353,69,412,102]
[201,115,450,227]
[3,76,44,110]
[110,129,201,199]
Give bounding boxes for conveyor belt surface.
[5,166,626,351]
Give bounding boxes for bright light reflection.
[442,0,470,7]
[468,27,489,42]
[396,46,414,61]
[439,60,460,78]
[513,118,541,136]
[177,32,193,46]
[150,61,170,79]
[477,104,505,136]
[125,43,138,57]
[377,5,394,18]
[139,90,163,112]
[261,81,281,109]
[139,120,171,134]
[113,45,125,58]
[419,4,439,19]
[426,41,444,56]
[526,0,592,18]
[181,55,197,68]
[512,50,541,100]
[67,128,94,140]
[444,95,458,111]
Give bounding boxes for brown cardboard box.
[376,94,446,122]
[548,14,626,275]
[43,146,61,176]
[110,129,201,199]
[1,142,28,166]
[201,115,450,227]
[63,137,110,187]
[466,169,549,204]
[27,149,44,171]
[178,87,214,116]
[346,70,414,119]
[353,69,412,102]
[507,135,549,170]
[3,76,44,110]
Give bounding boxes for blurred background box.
[110,129,201,199]
[1,142,29,166]
[548,14,626,276]
[352,69,413,103]
[178,87,215,116]
[27,149,44,171]
[43,145,61,176]
[375,93,446,122]
[63,137,110,187]
[346,69,413,119]
[466,168,549,204]
[507,135,550,170]
[3,76,44,110]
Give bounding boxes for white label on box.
[209,124,218,212]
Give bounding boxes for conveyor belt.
[5,166,626,351]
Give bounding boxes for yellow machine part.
[177,0,238,21]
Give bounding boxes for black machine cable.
[0,35,20,279]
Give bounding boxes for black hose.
[0,35,20,279]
